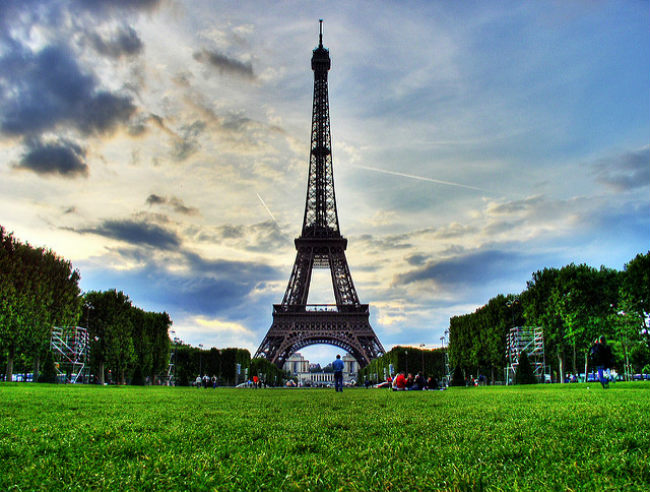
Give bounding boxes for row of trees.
[1,227,81,382]
[172,343,290,386]
[1,225,290,386]
[84,290,171,384]
[448,252,650,382]
[1,225,173,384]
[358,346,447,384]
[172,344,286,386]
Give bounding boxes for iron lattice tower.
[255,21,385,368]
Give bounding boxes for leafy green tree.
[249,357,287,386]
[0,227,80,382]
[38,349,57,383]
[450,365,465,387]
[84,290,135,384]
[515,351,536,384]
[522,267,566,382]
[550,264,618,375]
[620,252,650,349]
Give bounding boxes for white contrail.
[351,164,491,193]
[256,193,278,224]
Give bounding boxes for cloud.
[75,0,162,14]
[0,45,135,137]
[196,221,289,252]
[77,219,181,250]
[405,254,429,266]
[193,49,254,79]
[89,26,143,58]
[15,138,88,177]
[146,194,199,215]
[592,147,650,192]
[393,248,538,291]
[172,121,206,161]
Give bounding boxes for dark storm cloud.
[405,254,429,266]
[90,27,143,58]
[74,0,162,13]
[0,45,135,137]
[394,249,538,289]
[86,247,282,317]
[78,220,181,250]
[193,49,255,79]
[16,138,88,177]
[146,194,167,206]
[593,147,650,192]
[146,194,199,215]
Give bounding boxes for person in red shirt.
[393,372,407,391]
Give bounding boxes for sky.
[1,1,648,366]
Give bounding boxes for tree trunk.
[33,354,41,383]
[6,344,15,382]
[584,351,589,383]
[572,343,577,376]
[558,354,564,383]
[98,361,105,385]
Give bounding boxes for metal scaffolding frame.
[51,326,90,383]
[505,326,545,385]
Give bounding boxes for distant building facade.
[283,352,358,386]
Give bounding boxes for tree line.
[1,226,81,382]
[172,345,286,386]
[1,225,288,386]
[83,290,171,384]
[358,345,447,384]
[448,252,650,383]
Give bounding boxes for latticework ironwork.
[504,326,545,384]
[51,326,90,383]
[255,21,384,368]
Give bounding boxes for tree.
[0,226,80,382]
[621,252,650,349]
[550,264,618,376]
[38,349,57,383]
[515,351,536,384]
[84,290,135,384]
[522,267,566,382]
[450,365,465,387]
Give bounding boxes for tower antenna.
[319,19,323,46]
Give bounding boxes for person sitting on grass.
[405,373,414,390]
[412,372,425,390]
[393,372,407,391]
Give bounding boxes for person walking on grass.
[332,354,344,392]
[590,335,614,389]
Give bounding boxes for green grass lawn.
[0,383,648,492]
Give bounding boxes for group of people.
[389,372,440,391]
[195,374,218,389]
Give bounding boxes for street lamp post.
[506,298,520,327]
[198,343,204,377]
[419,344,425,374]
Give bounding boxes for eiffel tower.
[254,21,385,369]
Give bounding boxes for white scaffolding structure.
[51,326,90,383]
[505,326,545,385]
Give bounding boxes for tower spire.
[319,19,323,47]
